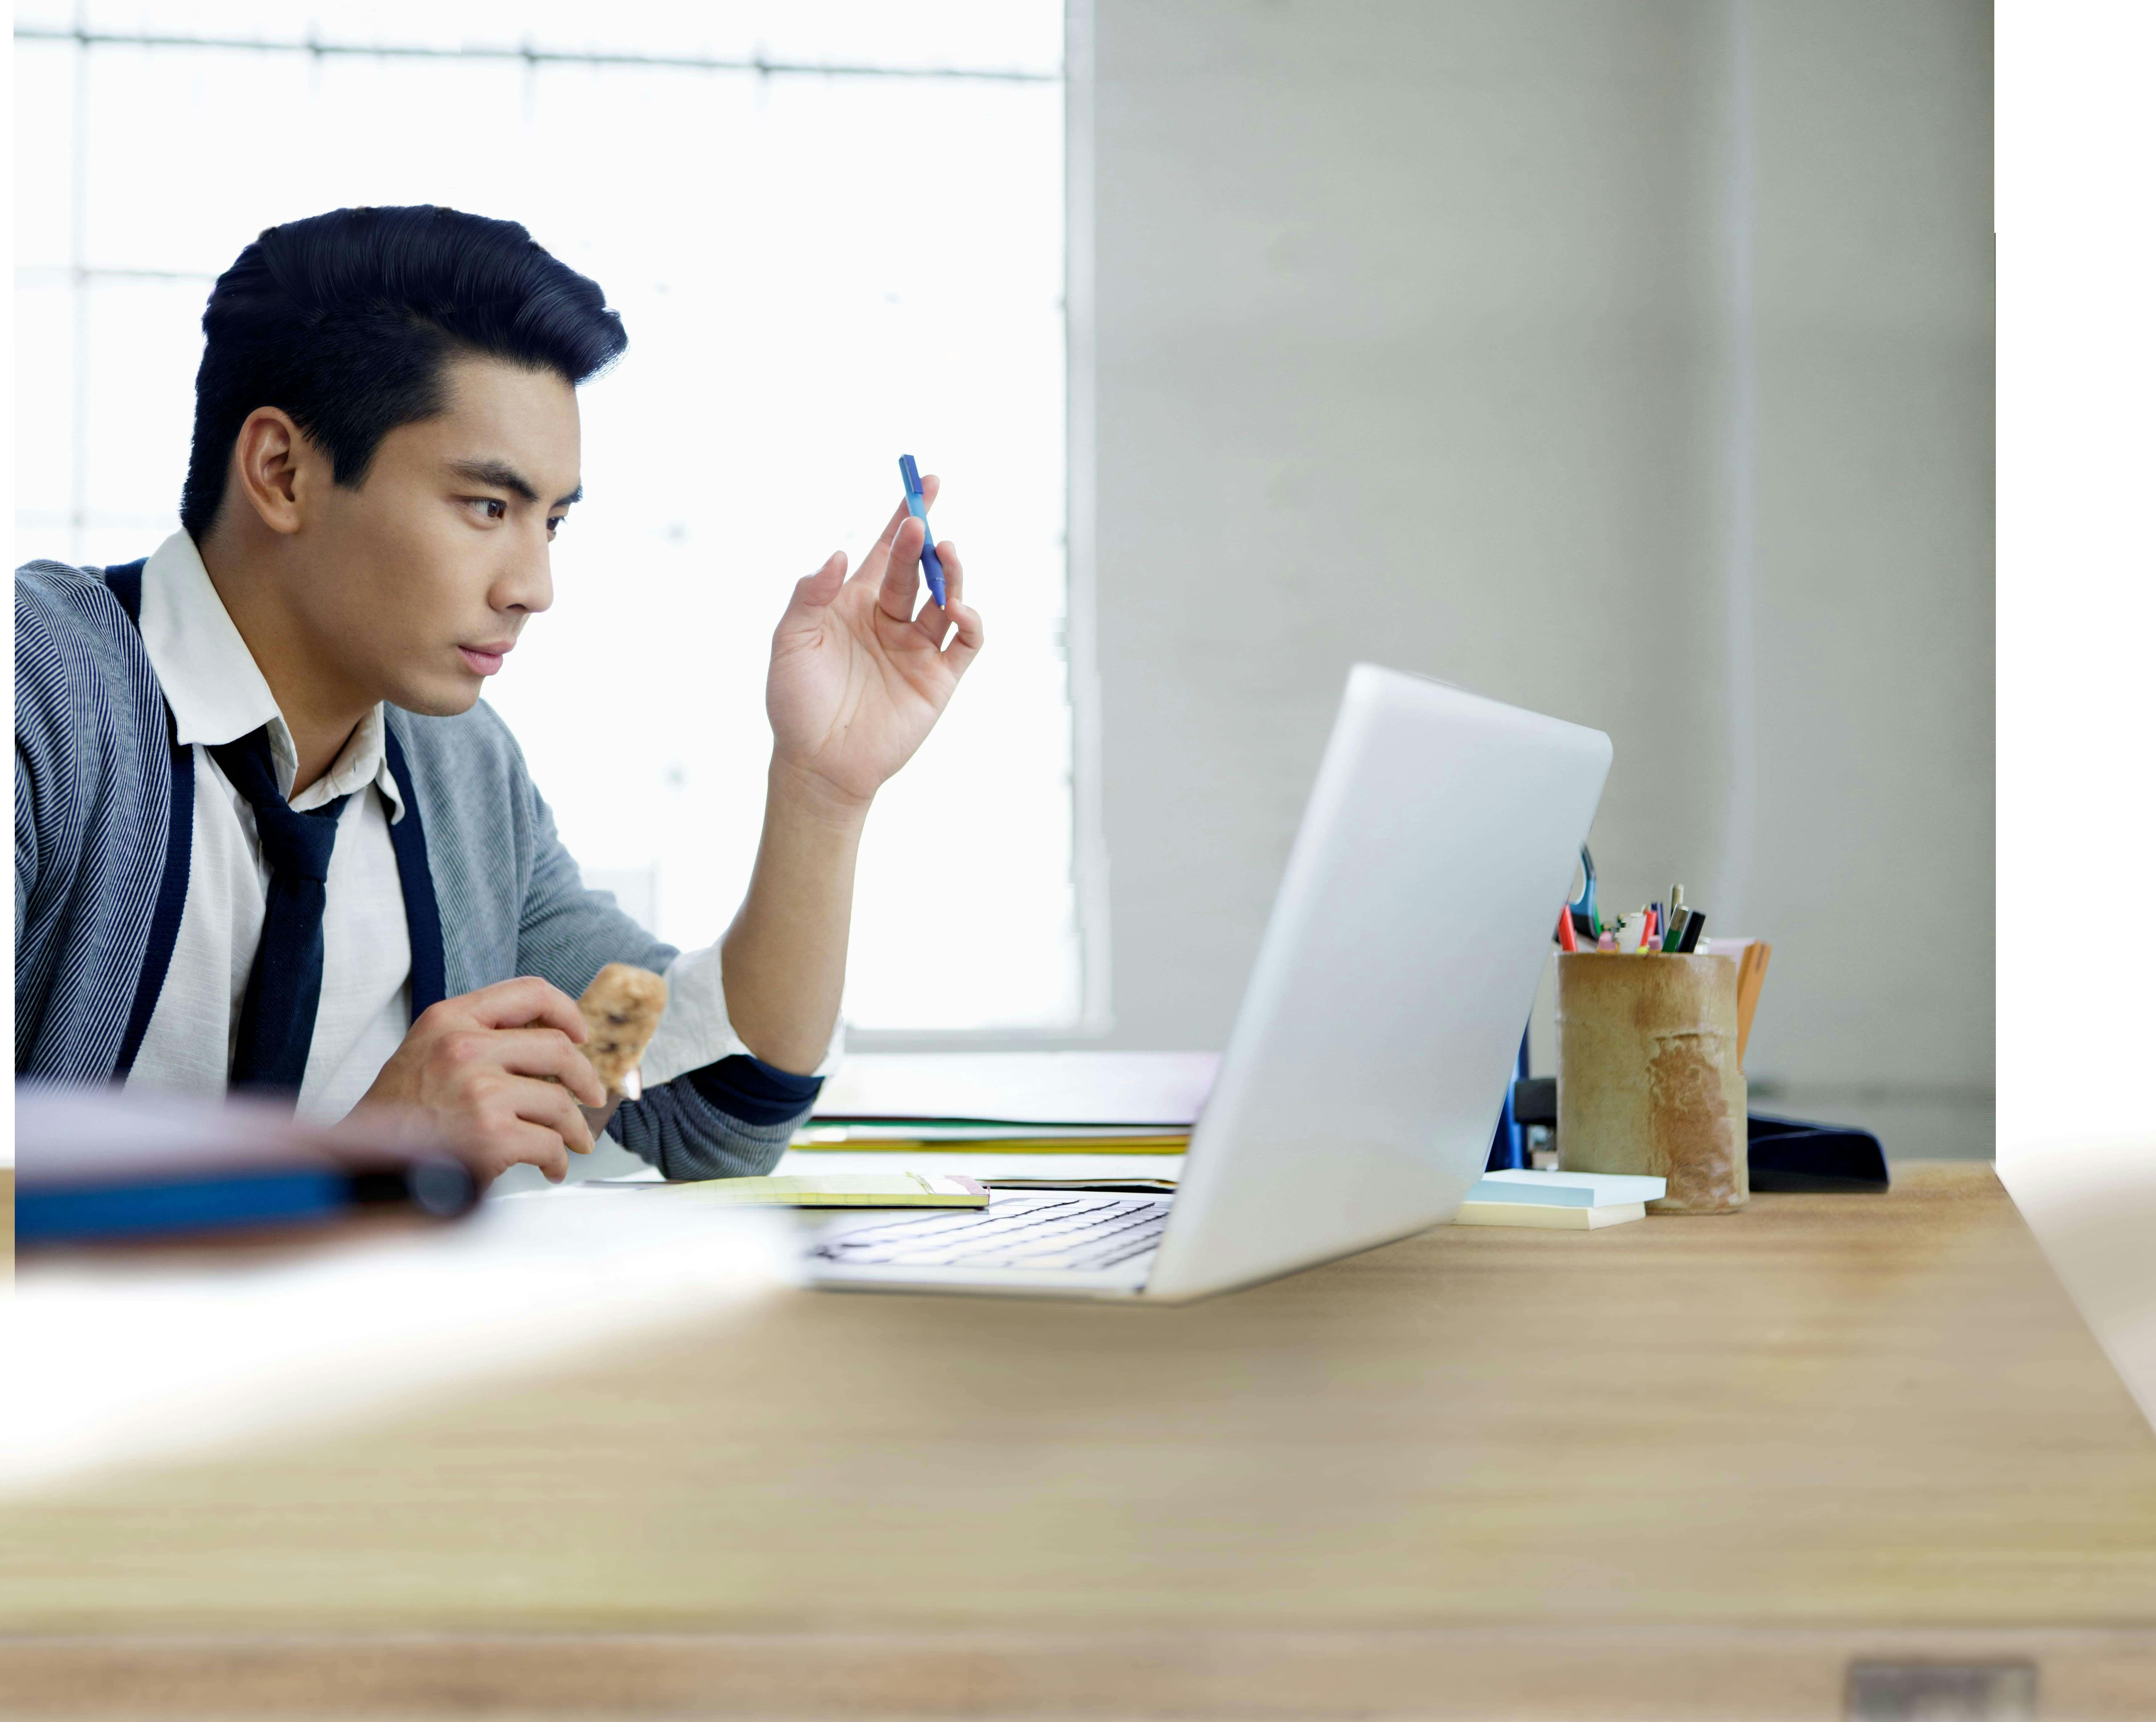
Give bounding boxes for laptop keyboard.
[811,1194,1171,1274]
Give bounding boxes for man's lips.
[458,643,513,676]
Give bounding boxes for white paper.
[813,1051,1220,1125]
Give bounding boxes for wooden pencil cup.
[1555,953,1748,1214]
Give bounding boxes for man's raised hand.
[764,473,985,810]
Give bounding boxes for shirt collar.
[136,530,405,822]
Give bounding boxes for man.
[14,205,983,1185]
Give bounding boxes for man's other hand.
[353,977,608,1185]
[765,473,985,809]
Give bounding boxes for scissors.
[1566,844,1599,939]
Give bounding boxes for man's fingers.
[942,599,986,678]
[492,1027,607,1109]
[869,495,911,557]
[868,475,940,557]
[851,477,942,589]
[507,1073,598,1158]
[939,537,962,609]
[877,516,926,624]
[492,1119,576,1184]
[914,538,964,645]
[457,976,587,1040]
[781,552,848,623]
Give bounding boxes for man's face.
[295,355,583,716]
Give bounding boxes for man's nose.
[495,533,554,616]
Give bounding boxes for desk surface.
[6,1162,2156,1719]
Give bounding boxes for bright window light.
[11,2,1080,1031]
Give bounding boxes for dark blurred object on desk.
[14,1084,478,1248]
[1747,1113,1891,1193]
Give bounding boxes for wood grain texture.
[3,1627,2154,1720]
[3,1165,2153,1716]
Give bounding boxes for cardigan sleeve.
[511,775,826,1180]
[13,566,132,1079]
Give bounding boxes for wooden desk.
[5,1163,2154,1719]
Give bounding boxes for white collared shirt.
[125,531,837,1128]
[129,533,414,1121]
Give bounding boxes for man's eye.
[546,516,565,536]
[469,497,508,522]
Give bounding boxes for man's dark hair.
[180,205,627,538]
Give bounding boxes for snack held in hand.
[578,963,668,1100]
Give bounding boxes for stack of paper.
[1453,1169,1667,1230]
[797,1052,1218,1154]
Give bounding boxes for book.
[585,1172,989,1209]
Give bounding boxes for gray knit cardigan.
[14,557,814,1178]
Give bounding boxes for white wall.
[1079,1,1992,1154]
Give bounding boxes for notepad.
[1454,1200,1646,1230]
[1453,1169,1666,1230]
[589,1173,989,1209]
[1471,1169,1666,1206]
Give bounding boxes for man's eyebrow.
[447,458,581,509]
[448,458,539,503]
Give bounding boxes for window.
[11,1,1087,1031]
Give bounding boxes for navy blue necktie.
[209,727,351,1093]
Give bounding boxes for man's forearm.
[719,757,870,1074]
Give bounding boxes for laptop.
[808,663,1612,1304]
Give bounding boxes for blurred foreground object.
[13,1084,476,1247]
[4,1158,788,1495]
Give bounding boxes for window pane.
[84,47,533,275]
[13,40,75,270]
[14,282,78,569]
[488,65,1073,1026]
[80,274,201,535]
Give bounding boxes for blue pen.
[898,454,946,609]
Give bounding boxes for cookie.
[578,963,668,1099]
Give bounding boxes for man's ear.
[229,407,322,537]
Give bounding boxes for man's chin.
[389,676,487,719]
